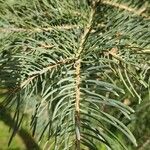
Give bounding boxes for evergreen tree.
[0,0,149,149]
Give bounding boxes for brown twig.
[0,24,80,33]
[74,2,99,149]
[102,0,150,19]
[138,138,150,150]
[74,59,81,150]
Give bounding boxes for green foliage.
[0,0,149,149]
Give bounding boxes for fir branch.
[1,0,149,148]
[102,0,150,19]
[0,24,80,33]
[74,59,81,150]
[21,76,36,88]
[21,58,74,88]
[74,2,99,149]
[76,3,97,58]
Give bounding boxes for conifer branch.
[76,4,97,58]
[1,0,149,148]
[74,59,81,150]
[0,24,79,33]
[21,58,74,88]
[102,0,150,19]
[74,2,99,149]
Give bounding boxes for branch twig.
[74,2,99,149]
[102,0,150,19]
[0,24,79,33]
[21,58,73,88]
[74,59,81,150]
[138,138,150,150]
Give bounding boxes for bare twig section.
[102,0,150,19]
[138,138,150,150]
[39,43,54,49]
[0,24,79,33]
[75,59,81,113]
[74,59,81,150]
[107,47,125,63]
[21,58,73,88]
